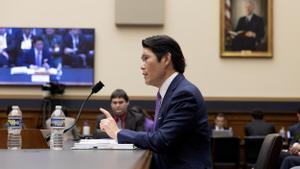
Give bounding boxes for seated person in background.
[245,109,275,136]
[63,28,88,67]
[42,28,63,68]
[277,109,300,169]
[45,108,80,142]
[288,109,300,144]
[211,113,234,137]
[211,113,228,131]
[231,0,265,51]
[93,89,145,138]
[278,142,300,169]
[131,106,154,132]
[18,36,53,68]
[0,28,16,67]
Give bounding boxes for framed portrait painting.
[220,0,273,58]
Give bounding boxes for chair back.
[244,136,265,168]
[254,134,283,169]
[212,137,240,169]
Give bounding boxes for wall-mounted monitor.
[0,27,95,86]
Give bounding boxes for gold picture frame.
[220,0,273,58]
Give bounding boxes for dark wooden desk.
[0,149,151,169]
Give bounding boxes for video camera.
[42,82,65,95]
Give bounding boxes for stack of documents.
[71,139,136,150]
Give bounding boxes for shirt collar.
[158,72,179,102]
[247,14,253,21]
[114,112,126,122]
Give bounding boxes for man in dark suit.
[99,35,212,169]
[231,0,265,51]
[93,89,145,139]
[288,109,300,144]
[0,28,17,67]
[63,29,88,67]
[19,36,53,68]
[245,109,275,136]
[276,109,300,169]
[211,113,229,131]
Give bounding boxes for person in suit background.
[131,106,154,132]
[99,35,212,169]
[288,109,300,144]
[231,0,265,51]
[93,89,145,139]
[63,28,88,67]
[276,109,300,169]
[245,109,275,136]
[0,28,17,67]
[42,28,63,68]
[212,113,228,131]
[18,36,53,68]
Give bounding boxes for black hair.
[216,112,225,118]
[251,109,264,120]
[142,35,186,73]
[32,36,44,44]
[110,89,129,102]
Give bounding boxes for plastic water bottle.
[7,105,22,150]
[82,121,91,137]
[279,127,286,140]
[50,105,65,150]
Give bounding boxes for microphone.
[91,81,105,94]
[46,81,104,141]
[64,81,104,134]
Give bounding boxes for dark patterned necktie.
[153,92,161,130]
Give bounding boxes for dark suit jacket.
[93,109,145,139]
[232,14,265,51]
[245,119,275,136]
[288,123,300,143]
[0,34,17,66]
[118,74,212,169]
[62,33,88,67]
[19,48,53,67]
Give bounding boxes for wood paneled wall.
[0,109,297,138]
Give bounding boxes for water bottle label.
[51,117,65,128]
[7,116,22,128]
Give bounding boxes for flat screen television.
[0,27,95,86]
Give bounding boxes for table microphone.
[46,81,104,141]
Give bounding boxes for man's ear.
[162,52,172,66]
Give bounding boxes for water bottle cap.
[12,105,19,109]
[55,105,62,109]
[84,121,89,126]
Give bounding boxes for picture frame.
[220,0,273,58]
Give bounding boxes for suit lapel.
[155,74,184,130]
[124,111,133,130]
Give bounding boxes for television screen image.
[0,27,95,86]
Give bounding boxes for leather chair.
[244,136,265,169]
[254,134,283,169]
[211,137,240,169]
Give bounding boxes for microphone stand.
[63,92,93,134]
[46,81,104,142]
